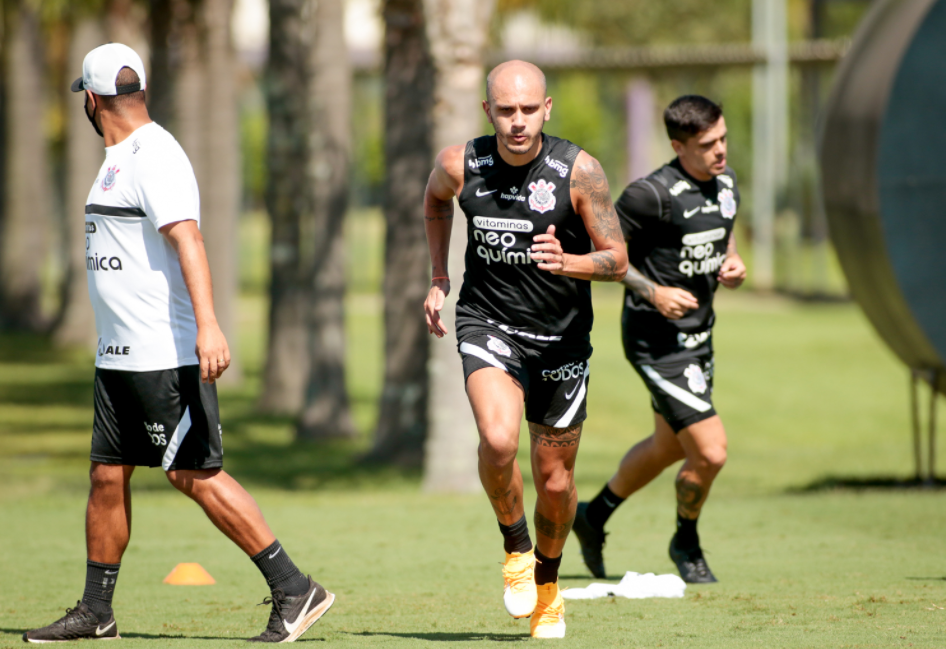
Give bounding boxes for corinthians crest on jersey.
[528,179,556,213]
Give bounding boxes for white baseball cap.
[70,43,147,96]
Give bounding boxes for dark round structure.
[820,0,946,394]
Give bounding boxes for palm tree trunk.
[362,0,435,466]
[0,0,49,331]
[297,0,355,439]
[260,0,311,414]
[53,16,105,347]
[199,0,241,383]
[420,0,495,491]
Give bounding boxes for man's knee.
[89,463,127,493]
[166,468,219,495]
[477,427,518,470]
[696,445,727,475]
[537,469,574,505]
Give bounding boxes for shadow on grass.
[348,631,527,642]
[789,475,946,493]
[0,380,92,408]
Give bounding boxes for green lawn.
[1,212,945,647]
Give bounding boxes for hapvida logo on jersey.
[87,254,123,271]
[501,186,526,202]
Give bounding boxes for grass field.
[1,213,945,647]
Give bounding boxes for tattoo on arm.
[425,199,454,222]
[589,250,618,282]
[675,476,705,519]
[571,158,624,244]
[621,264,657,303]
[534,510,575,540]
[489,487,518,516]
[726,230,737,256]
[528,422,582,448]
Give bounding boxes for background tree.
[363,0,435,466]
[0,0,50,331]
[298,0,355,439]
[260,0,310,414]
[53,10,106,347]
[418,0,494,491]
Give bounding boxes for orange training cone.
[163,563,216,585]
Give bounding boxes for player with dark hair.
[22,44,334,643]
[423,60,628,638]
[571,95,746,584]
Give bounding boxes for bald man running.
[424,60,628,639]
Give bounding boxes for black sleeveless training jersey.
[455,134,592,350]
[615,158,740,363]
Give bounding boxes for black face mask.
[85,97,104,138]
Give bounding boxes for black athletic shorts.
[630,351,716,433]
[457,329,591,428]
[91,365,223,470]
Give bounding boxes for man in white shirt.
[23,44,334,644]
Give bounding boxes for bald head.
[486,60,547,104]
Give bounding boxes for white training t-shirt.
[85,122,200,371]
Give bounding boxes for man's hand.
[718,253,746,289]
[425,278,451,338]
[531,225,566,274]
[653,286,699,320]
[196,324,230,384]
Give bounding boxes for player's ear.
[670,139,685,157]
[544,96,552,122]
[482,99,493,124]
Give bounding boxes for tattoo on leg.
[489,487,518,516]
[675,476,704,518]
[528,423,582,448]
[534,510,574,540]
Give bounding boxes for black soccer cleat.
[23,601,119,643]
[669,534,718,584]
[572,502,608,579]
[248,576,335,643]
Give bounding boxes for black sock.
[675,514,700,551]
[82,561,120,622]
[534,549,562,585]
[251,540,309,597]
[498,515,533,554]
[585,484,625,531]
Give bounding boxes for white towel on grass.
[561,571,686,600]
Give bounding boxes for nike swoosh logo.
[283,589,318,635]
[96,621,116,636]
[268,547,282,560]
[602,495,618,508]
[683,207,700,218]
[564,375,584,400]
[104,570,118,575]
[476,188,497,196]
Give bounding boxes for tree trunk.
[0,0,49,331]
[199,0,241,384]
[297,0,355,439]
[146,0,177,131]
[53,16,105,348]
[420,0,495,492]
[362,0,435,466]
[260,0,311,414]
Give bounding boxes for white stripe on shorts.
[162,406,192,471]
[459,342,508,371]
[553,361,590,428]
[639,365,712,412]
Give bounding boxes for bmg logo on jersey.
[144,422,167,446]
